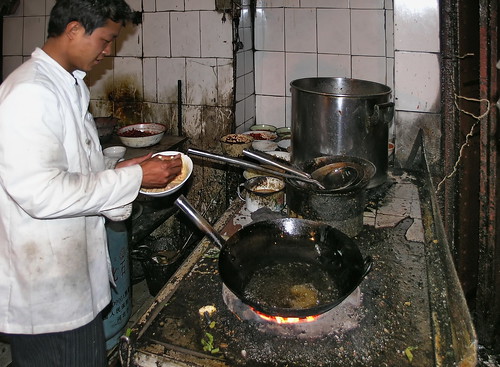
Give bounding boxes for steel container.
[290,77,394,188]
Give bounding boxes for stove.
[119,169,477,367]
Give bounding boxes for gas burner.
[222,284,363,339]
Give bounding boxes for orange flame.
[252,309,319,324]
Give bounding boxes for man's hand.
[142,154,182,188]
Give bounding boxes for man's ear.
[65,21,83,40]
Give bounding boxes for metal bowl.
[117,123,166,148]
[220,134,254,157]
[295,155,376,193]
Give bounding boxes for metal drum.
[290,77,393,188]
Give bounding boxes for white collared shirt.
[0,48,143,334]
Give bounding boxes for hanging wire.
[435,94,491,193]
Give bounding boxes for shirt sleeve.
[0,82,143,219]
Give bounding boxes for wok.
[175,195,372,318]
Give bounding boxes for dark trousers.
[8,313,107,367]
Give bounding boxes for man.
[0,0,182,365]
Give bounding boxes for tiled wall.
[3,0,441,169]
[244,0,441,169]
[2,0,235,151]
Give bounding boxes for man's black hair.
[47,0,134,37]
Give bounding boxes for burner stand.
[222,284,363,339]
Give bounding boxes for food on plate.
[140,154,188,193]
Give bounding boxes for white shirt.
[0,48,143,334]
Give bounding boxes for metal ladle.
[243,149,358,191]
[310,162,359,191]
[187,148,326,189]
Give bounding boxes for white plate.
[139,151,193,197]
[277,138,291,151]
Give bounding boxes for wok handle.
[242,149,312,179]
[187,148,323,187]
[362,256,373,278]
[174,195,225,249]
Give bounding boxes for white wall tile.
[200,11,233,58]
[257,0,299,7]
[244,49,254,74]
[244,95,256,127]
[87,58,114,100]
[143,12,170,57]
[157,58,185,103]
[285,96,292,126]
[240,7,252,28]
[351,56,387,84]
[156,0,184,11]
[126,0,142,11]
[24,0,45,16]
[143,58,157,102]
[254,51,285,95]
[2,56,23,80]
[256,95,286,125]
[235,100,245,127]
[3,17,23,55]
[186,58,217,105]
[236,75,245,102]
[46,0,56,14]
[284,8,316,52]
[242,27,253,52]
[394,51,440,113]
[236,51,245,78]
[285,53,317,96]
[186,0,215,11]
[245,71,255,97]
[351,10,386,56]
[386,9,394,57]
[385,0,394,10]
[386,57,394,91]
[217,59,234,107]
[394,0,439,52]
[113,57,143,99]
[116,22,142,57]
[317,9,350,54]
[318,54,351,77]
[255,8,284,51]
[350,0,385,9]
[22,17,45,55]
[171,12,201,57]
[301,0,349,7]
[143,0,155,12]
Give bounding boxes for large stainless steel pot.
[290,77,394,188]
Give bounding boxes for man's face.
[68,20,122,72]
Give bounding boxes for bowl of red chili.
[117,123,166,148]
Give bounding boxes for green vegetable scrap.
[201,332,220,354]
[404,346,417,362]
